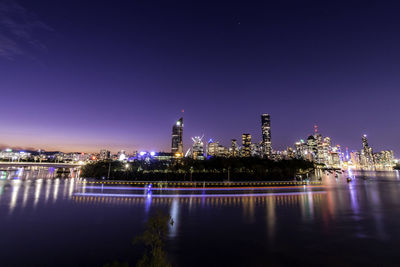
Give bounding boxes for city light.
[83,185,326,191]
[74,191,327,198]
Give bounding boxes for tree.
[134,210,174,267]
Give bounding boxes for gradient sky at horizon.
[0,0,399,155]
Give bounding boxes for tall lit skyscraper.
[171,117,183,156]
[307,135,317,156]
[242,134,251,157]
[323,137,331,149]
[230,139,239,157]
[191,136,204,160]
[295,139,306,159]
[360,134,374,167]
[99,149,111,160]
[261,114,271,158]
[362,134,369,149]
[207,141,219,157]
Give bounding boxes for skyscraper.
[229,139,239,157]
[295,139,306,159]
[191,136,204,160]
[261,114,271,158]
[306,135,317,157]
[242,134,251,157]
[360,134,374,167]
[99,149,111,160]
[171,117,183,156]
[362,134,369,149]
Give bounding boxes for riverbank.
[81,158,314,182]
[80,179,323,188]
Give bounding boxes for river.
[0,168,399,266]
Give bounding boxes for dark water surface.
[1,169,400,266]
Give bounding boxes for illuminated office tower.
[295,140,306,159]
[307,135,317,156]
[330,152,341,168]
[171,117,183,156]
[206,140,227,157]
[323,137,331,150]
[362,134,369,149]
[261,114,271,157]
[207,141,219,157]
[191,136,204,160]
[350,151,360,167]
[99,149,111,160]
[230,139,239,157]
[242,134,252,157]
[117,150,127,161]
[286,147,295,159]
[380,150,394,168]
[372,150,394,169]
[360,134,374,167]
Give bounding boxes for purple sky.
[0,0,399,156]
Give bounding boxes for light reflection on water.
[1,169,400,221]
[0,169,399,266]
[9,180,21,214]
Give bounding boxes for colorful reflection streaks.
[82,185,326,191]
[74,191,326,198]
[71,193,327,207]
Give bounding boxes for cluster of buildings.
[0,149,31,161]
[0,149,91,163]
[179,115,396,170]
[184,114,273,159]
[293,129,395,170]
[0,114,396,170]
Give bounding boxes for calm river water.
[0,168,400,266]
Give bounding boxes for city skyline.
[0,0,399,155]
[0,113,397,158]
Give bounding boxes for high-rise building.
[321,138,331,165]
[323,137,331,149]
[99,149,111,160]
[229,139,239,157]
[261,114,271,157]
[306,135,317,156]
[207,141,228,157]
[350,151,360,167]
[207,140,218,157]
[171,117,183,156]
[374,150,394,168]
[360,134,374,167]
[191,136,204,160]
[295,139,306,159]
[250,142,262,157]
[242,134,251,157]
[286,147,295,159]
[117,150,127,161]
[362,134,369,149]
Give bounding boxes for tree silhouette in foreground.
[134,210,174,267]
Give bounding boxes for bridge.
[0,162,83,168]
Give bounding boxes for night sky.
[0,0,399,155]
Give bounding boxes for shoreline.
[80,179,323,187]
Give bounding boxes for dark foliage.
[134,210,174,267]
[82,157,314,181]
